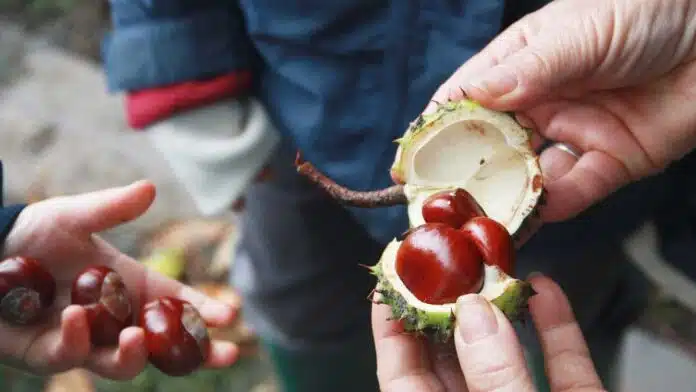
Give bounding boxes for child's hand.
[0,181,239,379]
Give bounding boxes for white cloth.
[145,98,281,216]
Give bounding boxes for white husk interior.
[378,239,512,312]
[393,103,542,234]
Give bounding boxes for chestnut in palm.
[140,297,210,377]
[71,265,133,346]
[395,223,485,305]
[421,188,486,228]
[0,256,56,325]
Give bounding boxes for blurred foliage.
[0,0,78,13]
[28,0,79,12]
[94,357,274,392]
[0,366,47,392]
[0,356,274,392]
[0,0,87,29]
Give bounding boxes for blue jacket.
[102,1,547,243]
[0,162,26,251]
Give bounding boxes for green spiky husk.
[294,97,544,343]
[369,262,535,343]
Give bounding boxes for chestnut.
[460,217,515,275]
[71,265,133,346]
[421,188,486,229]
[140,297,210,377]
[396,223,485,305]
[0,256,56,325]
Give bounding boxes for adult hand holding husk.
[427,0,696,223]
[372,0,696,390]
[372,274,606,392]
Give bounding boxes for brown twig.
[295,151,407,207]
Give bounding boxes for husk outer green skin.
[370,262,535,343]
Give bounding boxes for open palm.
[0,181,239,379]
[427,0,696,222]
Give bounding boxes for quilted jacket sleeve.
[102,1,280,216]
[0,161,26,255]
[102,0,259,92]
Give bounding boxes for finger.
[541,151,630,221]
[166,277,238,327]
[425,21,532,114]
[427,342,467,391]
[528,100,654,178]
[454,295,535,392]
[94,238,238,328]
[523,102,645,221]
[25,305,91,372]
[539,143,580,182]
[85,326,147,380]
[462,11,602,111]
[372,302,443,392]
[204,340,240,369]
[58,180,156,235]
[527,275,604,391]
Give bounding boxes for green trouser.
[261,331,380,392]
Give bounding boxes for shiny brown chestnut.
[0,256,56,325]
[71,265,133,346]
[396,223,485,305]
[421,188,486,229]
[140,297,210,377]
[460,216,515,275]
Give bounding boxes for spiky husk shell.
[376,99,544,341]
[391,99,544,238]
[371,240,535,342]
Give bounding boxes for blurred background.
[1,1,696,391]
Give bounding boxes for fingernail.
[468,65,518,98]
[456,295,498,343]
[527,271,544,280]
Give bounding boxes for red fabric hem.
[126,71,253,129]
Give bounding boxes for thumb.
[463,38,595,111]
[456,0,617,111]
[453,295,536,391]
[54,180,157,234]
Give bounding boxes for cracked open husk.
[297,99,545,342]
[390,99,544,245]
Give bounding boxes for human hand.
[0,181,239,379]
[373,274,606,391]
[427,0,696,222]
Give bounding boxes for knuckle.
[466,357,529,391]
[546,349,600,391]
[523,49,556,80]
